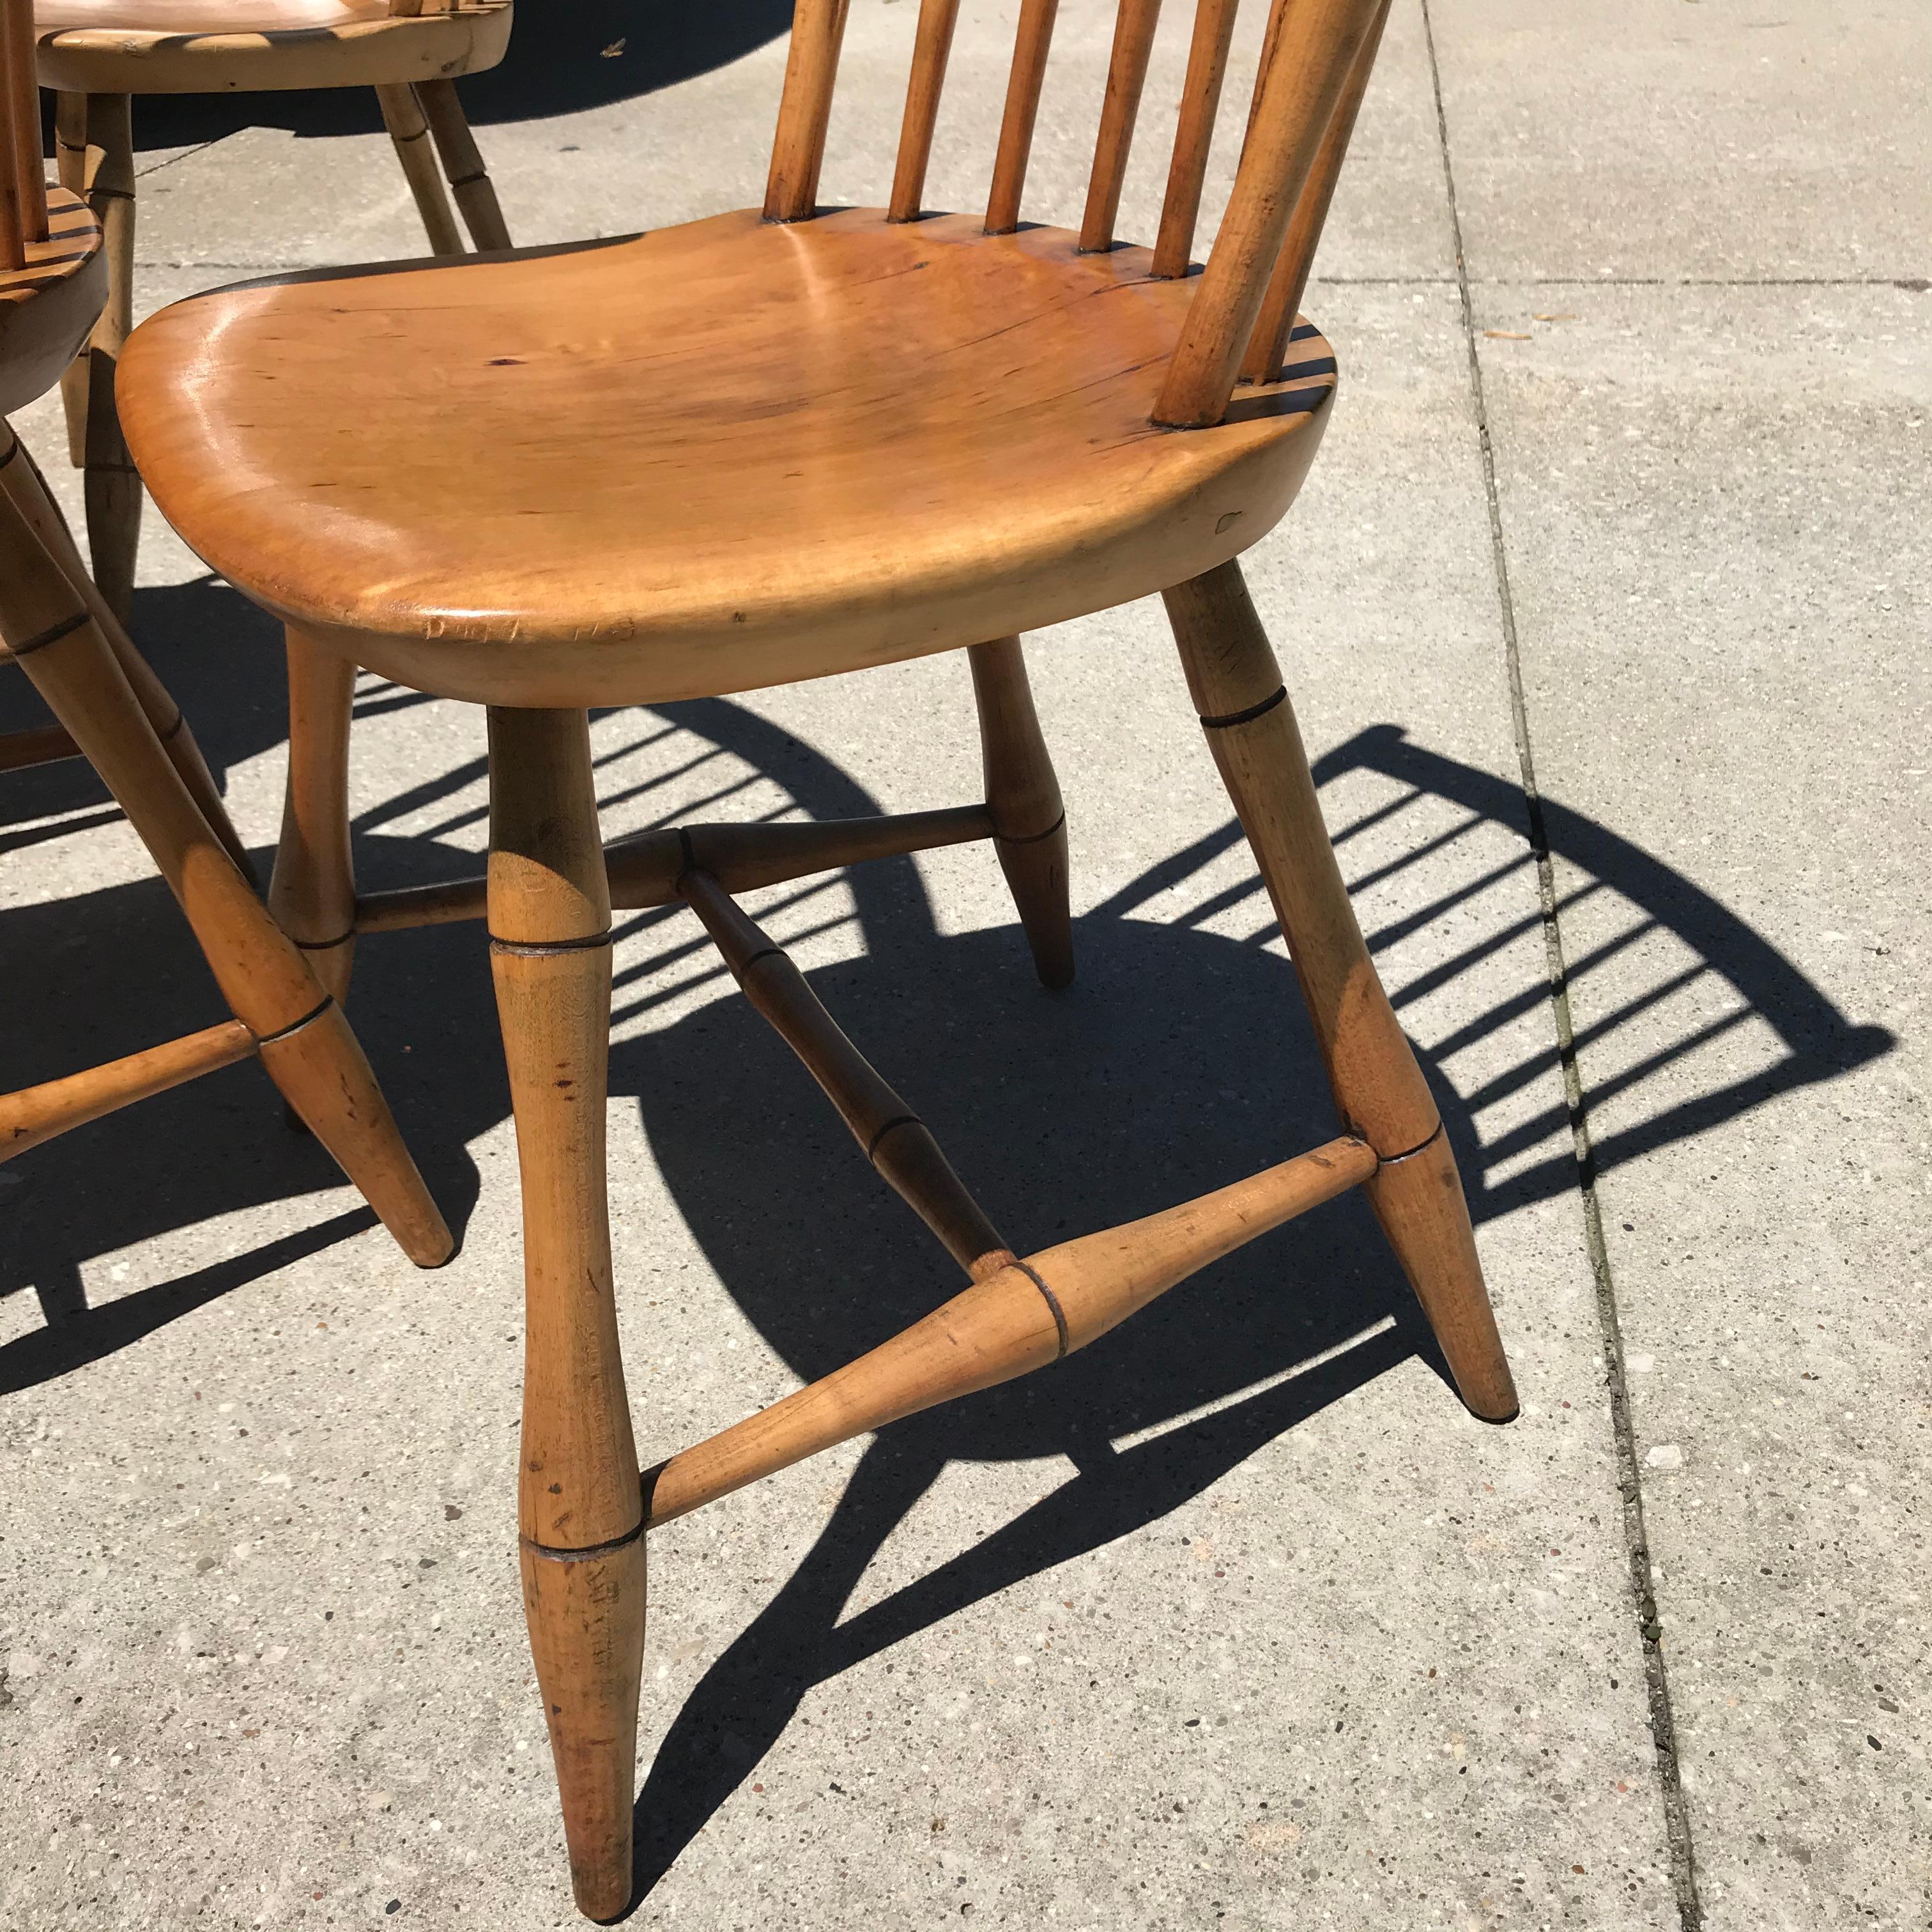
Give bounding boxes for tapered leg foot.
[521,1540,647,1919]
[1364,1126,1517,1420]
[968,636,1073,988]
[257,1001,456,1268]
[488,707,644,1919]
[1163,560,1515,1418]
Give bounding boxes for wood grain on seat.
[118,207,1338,709]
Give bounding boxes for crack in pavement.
[1419,3,1705,1926]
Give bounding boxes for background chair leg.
[374,82,464,257]
[968,635,1073,988]
[1162,560,1516,1420]
[487,706,644,1921]
[0,478,452,1267]
[414,78,513,251]
[3,432,252,877]
[55,93,89,469]
[271,628,358,1004]
[77,93,142,627]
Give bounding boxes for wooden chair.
[0,0,451,1268]
[115,0,1519,1913]
[33,0,514,620]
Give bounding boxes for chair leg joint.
[250,993,334,1048]
[1197,684,1287,730]
[993,807,1066,848]
[486,928,613,958]
[1372,1118,1444,1167]
[519,1520,645,1566]
[1012,1257,1071,1359]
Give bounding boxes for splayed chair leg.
[487,706,644,1919]
[0,486,451,1267]
[76,93,141,625]
[374,82,464,257]
[968,635,1073,988]
[415,78,513,252]
[1162,560,1516,1420]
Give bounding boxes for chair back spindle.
[985,0,1060,235]
[1152,0,1384,425]
[767,0,1389,428]
[1078,0,1163,253]
[0,0,47,270]
[888,0,962,222]
[1150,0,1240,277]
[1239,0,1388,382]
[765,0,852,222]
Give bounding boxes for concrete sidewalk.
[1,3,1924,1928]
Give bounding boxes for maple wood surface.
[119,208,1336,709]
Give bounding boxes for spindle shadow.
[601,699,1893,1904]
[0,589,1894,1908]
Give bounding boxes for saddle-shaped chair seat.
[118,206,1338,707]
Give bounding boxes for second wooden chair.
[0,0,451,1264]
[35,0,514,620]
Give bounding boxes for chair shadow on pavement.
[109,1,793,150]
[0,576,1894,1908]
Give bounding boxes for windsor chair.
[33,0,514,623]
[115,0,1519,1913]
[0,0,450,1268]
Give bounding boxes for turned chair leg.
[271,629,358,1004]
[968,635,1073,988]
[55,93,89,470]
[374,82,464,257]
[3,433,252,877]
[1162,561,1517,1420]
[414,79,513,252]
[0,464,452,1268]
[487,707,645,1921]
[71,93,142,626]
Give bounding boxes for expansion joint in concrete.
[1420,5,1705,1926]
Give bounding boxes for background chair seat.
[36,0,510,92]
[38,0,388,25]
[119,206,1339,708]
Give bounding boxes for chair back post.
[0,0,47,270]
[1239,0,1389,384]
[1153,0,1384,427]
